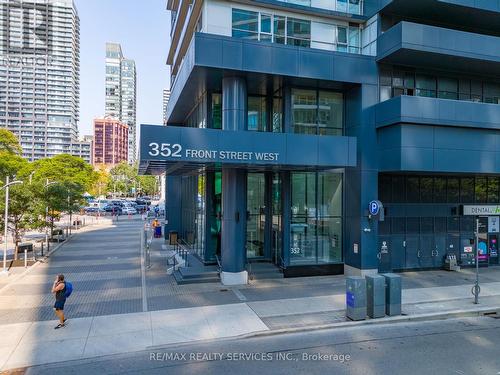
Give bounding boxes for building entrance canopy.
[139,125,356,175]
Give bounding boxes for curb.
[241,305,500,340]
[144,304,500,353]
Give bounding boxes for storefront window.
[290,172,342,265]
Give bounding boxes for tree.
[31,154,97,238]
[0,136,43,258]
[89,168,111,197]
[108,162,158,197]
[0,129,22,155]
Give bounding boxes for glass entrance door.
[247,173,266,258]
[271,173,282,265]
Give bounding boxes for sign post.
[461,205,500,304]
[474,218,480,304]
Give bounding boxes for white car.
[122,206,137,215]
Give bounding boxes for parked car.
[122,206,137,215]
[103,205,122,214]
[84,207,104,214]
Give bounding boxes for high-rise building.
[163,89,170,125]
[0,0,89,161]
[139,0,500,285]
[92,117,128,169]
[70,138,91,164]
[105,42,136,164]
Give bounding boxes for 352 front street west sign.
[462,205,500,216]
[147,142,279,162]
[139,124,357,171]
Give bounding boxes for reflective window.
[273,15,286,44]
[290,172,342,265]
[416,75,436,97]
[379,66,500,106]
[475,177,487,203]
[447,178,459,203]
[460,177,474,203]
[488,177,499,203]
[438,77,458,100]
[318,91,343,135]
[211,93,222,129]
[434,177,446,203]
[247,96,267,132]
[231,9,258,40]
[286,18,311,47]
[272,97,283,132]
[292,89,317,135]
[348,26,360,54]
[292,88,343,136]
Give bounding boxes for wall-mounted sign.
[463,205,500,216]
[381,241,388,254]
[464,246,473,253]
[488,216,499,233]
[148,142,280,162]
[139,125,357,169]
[353,243,358,254]
[369,200,381,216]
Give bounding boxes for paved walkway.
[1,220,500,370]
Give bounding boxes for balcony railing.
[275,0,363,15]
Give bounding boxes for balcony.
[377,21,500,75]
[375,95,500,130]
[376,96,500,173]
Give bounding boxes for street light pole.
[1,176,23,275]
[44,179,57,256]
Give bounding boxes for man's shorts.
[54,299,66,311]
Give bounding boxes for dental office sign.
[463,205,500,216]
[147,142,279,162]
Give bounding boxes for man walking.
[52,274,67,329]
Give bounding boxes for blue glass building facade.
[140,0,500,284]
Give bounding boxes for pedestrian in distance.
[51,274,67,329]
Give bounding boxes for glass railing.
[276,0,363,15]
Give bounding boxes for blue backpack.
[64,282,73,298]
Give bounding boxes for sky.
[76,0,171,136]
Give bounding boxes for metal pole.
[2,176,9,274]
[24,249,27,268]
[473,217,480,304]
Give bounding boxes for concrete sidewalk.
[2,278,500,370]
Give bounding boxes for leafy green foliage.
[108,162,158,197]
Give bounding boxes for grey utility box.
[346,276,367,321]
[382,273,402,316]
[366,275,386,318]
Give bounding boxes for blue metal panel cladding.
[378,124,500,173]
[377,22,500,74]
